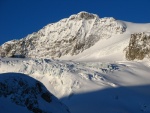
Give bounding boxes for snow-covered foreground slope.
[0,58,150,113]
[0,73,70,113]
[61,85,150,113]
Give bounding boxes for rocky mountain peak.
[69,11,99,20]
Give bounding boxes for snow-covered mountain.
[0,73,70,113]
[0,12,150,61]
[0,11,126,59]
[1,11,150,113]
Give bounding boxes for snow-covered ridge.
[0,73,70,113]
[0,11,126,58]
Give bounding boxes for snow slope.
[60,21,150,61]
[0,73,70,113]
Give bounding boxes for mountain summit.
[69,11,99,20]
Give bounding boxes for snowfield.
[0,58,150,113]
[1,11,150,113]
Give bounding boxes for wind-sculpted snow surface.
[0,12,126,58]
[1,58,150,113]
[0,73,70,113]
[0,58,121,97]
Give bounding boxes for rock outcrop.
[125,32,150,60]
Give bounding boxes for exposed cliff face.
[0,73,70,113]
[125,32,150,60]
[0,11,126,58]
